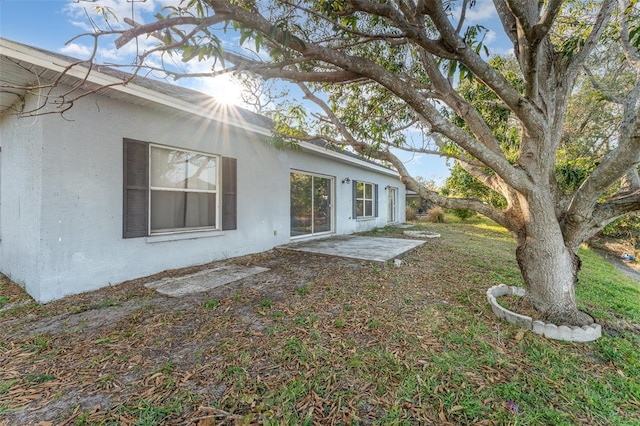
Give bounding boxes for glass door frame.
[387,186,398,223]
[290,170,335,239]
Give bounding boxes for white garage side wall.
[0,98,45,300]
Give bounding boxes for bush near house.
[425,206,446,223]
[405,206,417,221]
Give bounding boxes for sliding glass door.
[290,172,333,237]
[388,187,398,223]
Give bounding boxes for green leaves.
[443,25,490,83]
[630,24,640,47]
[179,39,224,64]
[625,0,640,47]
[92,5,119,25]
[555,159,595,192]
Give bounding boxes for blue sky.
[0,0,511,183]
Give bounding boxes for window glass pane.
[365,200,373,217]
[149,146,218,233]
[185,192,216,228]
[357,181,365,198]
[314,177,331,233]
[356,200,364,217]
[364,183,372,199]
[151,191,186,230]
[151,147,188,189]
[151,191,216,231]
[187,154,217,190]
[290,173,313,236]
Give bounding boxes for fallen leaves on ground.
[1,226,637,425]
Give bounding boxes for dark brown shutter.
[221,156,237,230]
[374,184,379,217]
[123,139,149,238]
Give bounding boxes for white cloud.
[68,19,94,33]
[484,30,497,45]
[463,0,499,23]
[65,0,168,29]
[448,1,513,58]
[59,43,93,58]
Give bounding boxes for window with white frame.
[149,146,218,233]
[354,180,377,218]
[123,138,237,238]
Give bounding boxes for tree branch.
[277,79,513,228]
[583,66,625,104]
[592,189,640,225]
[618,0,640,70]
[567,117,640,226]
[533,0,564,44]
[454,0,470,35]
[202,0,534,194]
[114,16,227,49]
[417,49,504,156]
[563,0,617,81]
[492,0,519,46]
[457,160,509,197]
[422,0,544,135]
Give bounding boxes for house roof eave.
[1,38,403,180]
[0,38,272,136]
[299,141,398,177]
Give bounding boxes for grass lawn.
[1,216,639,425]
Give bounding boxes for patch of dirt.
[1,248,382,425]
[496,294,542,320]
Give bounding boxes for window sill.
[356,217,376,221]
[146,229,223,243]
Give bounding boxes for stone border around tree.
[486,284,601,342]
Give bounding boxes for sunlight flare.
[201,74,246,107]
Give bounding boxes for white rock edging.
[486,284,601,342]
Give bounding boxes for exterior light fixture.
[342,177,351,184]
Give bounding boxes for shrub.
[451,209,475,221]
[600,213,640,244]
[425,207,445,223]
[405,206,417,221]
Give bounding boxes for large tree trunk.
[516,239,585,325]
[516,229,593,326]
[514,203,594,326]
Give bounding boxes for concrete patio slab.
[145,265,269,297]
[145,235,424,297]
[282,235,425,263]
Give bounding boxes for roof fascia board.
[299,141,397,177]
[0,39,271,136]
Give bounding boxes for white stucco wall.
[0,98,45,300]
[1,86,405,303]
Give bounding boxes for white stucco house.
[0,39,406,303]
